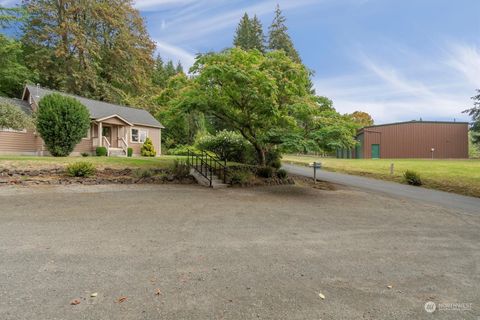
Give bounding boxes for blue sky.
[2,0,479,123]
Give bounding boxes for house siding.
[0,130,41,155]
[128,126,161,156]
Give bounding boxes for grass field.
[283,155,480,197]
[0,155,183,170]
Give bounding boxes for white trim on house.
[0,128,27,133]
[130,127,148,144]
[96,114,134,126]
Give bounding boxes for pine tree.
[176,61,184,74]
[233,13,252,50]
[164,60,176,78]
[152,54,167,88]
[268,5,301,63]
[251,15,266,53]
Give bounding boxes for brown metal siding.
[362,122,468,159]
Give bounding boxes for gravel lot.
[0,184,478,319]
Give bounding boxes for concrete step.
[190,169,229,189]
[109,148,126,157]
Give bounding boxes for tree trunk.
[254,144,266,166]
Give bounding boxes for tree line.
[1,2,378,165]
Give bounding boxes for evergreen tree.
[164,60,176,78]
[251,15,266,53]
[176,61,184,74]
[233,13,265,52]
[268,5,301,63]
[152,54,167,88]
[233,13,252,50]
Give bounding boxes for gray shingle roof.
[26,85,164,128]
[0,96,33,116]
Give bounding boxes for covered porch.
[92,115,133,156]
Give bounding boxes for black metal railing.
[187,150,228,187]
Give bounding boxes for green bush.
[36,93,90,157]
[81,152,89,157]
[404,170,422,186]
[276,168,288,179]
[172,159,190,178]
[141,137,156,157]
[96,146,107,156]
[168,145,198,156]
[127,147,133,157]
[195,130,254,163]
[133,168,153,178]
[257,166,274,178]
[266,149,282,168]
[66,161,96,177]
[229,170,253,185]
[0,100,33,131]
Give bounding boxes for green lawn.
[283,155,480,197]
[0,155,183,170]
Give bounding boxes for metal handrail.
[187,150,228,187]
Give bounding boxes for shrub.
[66,162,96,177]
[0,100,33,131]
[404,170,422,186]
[96,146,107,157]
[141,137,156,157]
[127,147,133,157]
[36,93,90,157]
[168,145,198,156]
[257,166,274,178]
[172,159,190,178]
[195,130,254,163]
[80,152,89,157]
[133,168,153,179]
[276,168,288,179]
[266,149,282,168]
[229,170,253,185]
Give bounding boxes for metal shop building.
[337,121,469,159]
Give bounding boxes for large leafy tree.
[268,5,301,63]
[233,13,265,52]
[0,99,32,130]
[180,48,310,165]
[36,93,91,157]
[0,34,37,97]
[464,89,480,145]
[21,0,155,102]
[349,111,374,128]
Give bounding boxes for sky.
[2,0,479,124]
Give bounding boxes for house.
[337,121,469,159]
[0,85,164,156]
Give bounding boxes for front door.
[102,126,112,145]
[371,144,380,159]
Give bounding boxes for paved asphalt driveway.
[283,163,480,214]
[0,184,479,319]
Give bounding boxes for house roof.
[0,96,33,116]
[25,85,164,128]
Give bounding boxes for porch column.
[98,122,103,147]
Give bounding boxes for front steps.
[190,169,229,189]
[108,147,126,157]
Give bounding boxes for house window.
[131,128,147,143]
[0,127,27,133]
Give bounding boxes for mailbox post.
[309,161,322,184]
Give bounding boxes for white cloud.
[154,40,196,69]
[314,44,475,124]
[446,43,480,88]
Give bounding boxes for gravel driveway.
[0,184,478,319]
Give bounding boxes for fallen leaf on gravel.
[318,293,325,300]
[70,299,81,305]
[90,293,98,297]
[387,285,393,289]
[117,296,127,303]
[155,289,161,296]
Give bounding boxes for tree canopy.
[349,111,374,128]
[233,13,266,52]
[268,5,301,63]
[0,100,32,130]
